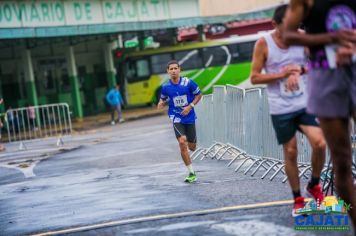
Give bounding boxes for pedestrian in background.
[0,98,5,151]
[26,104,36,130]
[106,84,124,125]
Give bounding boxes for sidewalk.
[72,106,167,132]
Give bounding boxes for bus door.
[125,57,152,105]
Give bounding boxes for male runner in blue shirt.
[157,60,202,183]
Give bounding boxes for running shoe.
[184,172,197,183]
[292,196,305,217]
[305,184,324,203]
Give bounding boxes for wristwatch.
[190,103,195,108]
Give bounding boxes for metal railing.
[193,85,356,188]
[5,103,72,148]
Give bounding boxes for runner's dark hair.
[167,60,180,69]
[273,4,288,25]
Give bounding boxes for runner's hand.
[157,100,166,109]
[282,64,301,78]
[334,30,356,48]
[287,73,300,91]
[336,46,356,66]
[180,105,192,116]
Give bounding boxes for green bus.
[121,33,263,106]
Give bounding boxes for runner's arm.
[181,80,202,117]
[157,87,168,109]
[190,93,202,108]
[157,99,166,109]
[181,93,202,116]
[250,38,296,85]
[188,80,202,108]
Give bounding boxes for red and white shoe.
[292,196,305,217]
[305,184,325,203]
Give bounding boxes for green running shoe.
[184,172,197,183]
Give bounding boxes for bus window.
[229,41,256,63]
[136,59,150,77]
[174,50,203,70]
[151,53,172,74]
[126,58,150,83]
[126,60,136,79]
[202,46,230,67]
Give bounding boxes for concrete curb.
[72,110,166,133]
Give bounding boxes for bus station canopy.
[0,0,274,39]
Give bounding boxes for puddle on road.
[15,185,50,193]
[18,163,30,168]
[8,159,35,167]
[0,145,84,178]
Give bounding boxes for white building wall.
[200,0,287,16]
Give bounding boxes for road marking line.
[31,199,305,236]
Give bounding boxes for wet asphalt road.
[0,115,353,236]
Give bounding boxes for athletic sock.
[187,164,194,174]
[308,176,320,188]
[292,190,301,199]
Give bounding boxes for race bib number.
[325,45,356,69]
[173,95,188,107]
[280,77,304,98]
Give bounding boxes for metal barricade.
[194,84,356,191]
[260,89,284,161]
[194,85,315,182]
[212,86,227,143]
[195,95,214,148]
[5,103,72,147]
[225,85,245,149]
[243,88,264,156]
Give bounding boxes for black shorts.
[271,109,319,145]
[173,123,197,143]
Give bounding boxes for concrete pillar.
[66,46,83,119]
[0,77,3,113]
[22,49,38,107]
[138,31,145,51]
[197,25,206,42]
[103,42,117,89]
[171,28,178,45]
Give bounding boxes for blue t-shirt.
[160,77,201,124]
[106,88,123,106]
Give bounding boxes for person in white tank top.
[250,4,326,217]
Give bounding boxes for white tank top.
[263,32,308,115]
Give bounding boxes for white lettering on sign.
[0,0,199,28]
